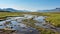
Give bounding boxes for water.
[0,15,46,29]
[0,15,46,34]
[34,16,46,22]
[33,16,48,28]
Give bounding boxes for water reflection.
[0,15,46,34]
[0,15,46,29]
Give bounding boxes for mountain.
[3,8,17,12]
[0,8,60,12]
[37,8,60,12]
[0,8,30,12]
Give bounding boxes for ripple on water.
[0,15,46,34]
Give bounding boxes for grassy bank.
[0,12,60,34]
[0,12,60,27]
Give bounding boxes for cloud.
[0,4,36,11]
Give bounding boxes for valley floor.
[0,12,60,34]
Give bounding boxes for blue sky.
[0,0,60,11]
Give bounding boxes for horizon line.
[0,7,59,11]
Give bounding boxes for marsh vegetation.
[0,12,60,34]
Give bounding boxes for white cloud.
[0,4,37,12]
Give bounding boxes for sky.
[0,0,60,11]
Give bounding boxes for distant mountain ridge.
[0,8,60,12]
[0,8,30,12]
[37,8,60,12]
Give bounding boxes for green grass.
[45,12,60,27]
[0,12,24,17]
[22,18,59,34]
[0,12,60,27]
[0,12,60,34]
